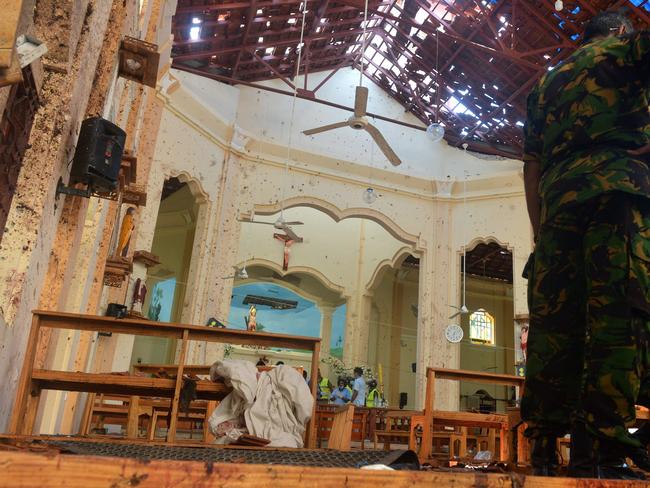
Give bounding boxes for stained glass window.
[469,309,495,344]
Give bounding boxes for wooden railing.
[9,310,321,446]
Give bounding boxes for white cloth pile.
[208,359,314,447]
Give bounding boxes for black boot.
[531,435,559,476]
[595,437,646,480]
[629,424,650,472]
[568,422,594,478]
[569,423,645,480]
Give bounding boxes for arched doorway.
[234,203,421,406]
[367,253,419,410]
[458,241,515,413]
[130,177,202,366]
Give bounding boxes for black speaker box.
[399,392,408,409]
[70,117,126,191]
[106,302,127,318]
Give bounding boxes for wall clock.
[445,324,464,343]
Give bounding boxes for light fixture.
[426,122,445,142]
[554,0,563,11]
[362,187,378,204]
[238,267,249,279]
[189,26,200,40]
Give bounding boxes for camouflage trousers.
[521,192,650,448]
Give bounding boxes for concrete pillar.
[416,195,458,411]
[0,0,125,430]
[320,304,334,359]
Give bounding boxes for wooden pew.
[373,410,424,451]
[9,311,321,446]
[419,367,525,463]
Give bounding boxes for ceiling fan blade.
[282,225,304,243]
[282,221,304,226]
[364,124,402,166]
[449,312,461,319]
[238,219,275,226]
[354,86,369,117]
[303,121,350,136]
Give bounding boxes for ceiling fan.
[302,86,402,166]
[238,215,304,243]
[301,0,402,167]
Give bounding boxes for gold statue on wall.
[245,304,257,332]
[117,207,136,257]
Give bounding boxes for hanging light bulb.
[554,0,563,11]
[362,187,378,204]
[426,122,445,142]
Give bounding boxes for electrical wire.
[279,1,309,221]
[359,0,370,88]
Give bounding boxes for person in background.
[330,378,352,405]
[318,369,332,401]
[522,11,650,479]
[366,380,381,408]
[345,378,353,396]
[350,367,367,407]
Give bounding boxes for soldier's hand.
[629,144,650,157]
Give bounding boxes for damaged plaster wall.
[132,69,532,409]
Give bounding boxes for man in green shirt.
[522,11,650,479]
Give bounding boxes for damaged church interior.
[0,0,649,485]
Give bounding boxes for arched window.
[469,309,495,345]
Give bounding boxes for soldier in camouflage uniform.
[521,11,650,479]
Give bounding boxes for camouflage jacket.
[524,31,650,223]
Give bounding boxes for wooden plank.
[431,411,508,428]
[2,450,647,488]
[33,310,321,351]
[135,364,211,375]
[427,367,524,388]
[327,405,354,450]
[8,315,41,434]
[30,370,230,399]
[166,329,189,443]
[134,364,305,376]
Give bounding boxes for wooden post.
[126,396,140,438]
[305,340,320,448]
[166,329,189,443]
[203,400,217,443]
[419,368,435,461]
[8,315,41,434]
[20,385,42,435]
[78,393,96,435]
[499,426,508,462]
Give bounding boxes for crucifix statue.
[273,233,295,271]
